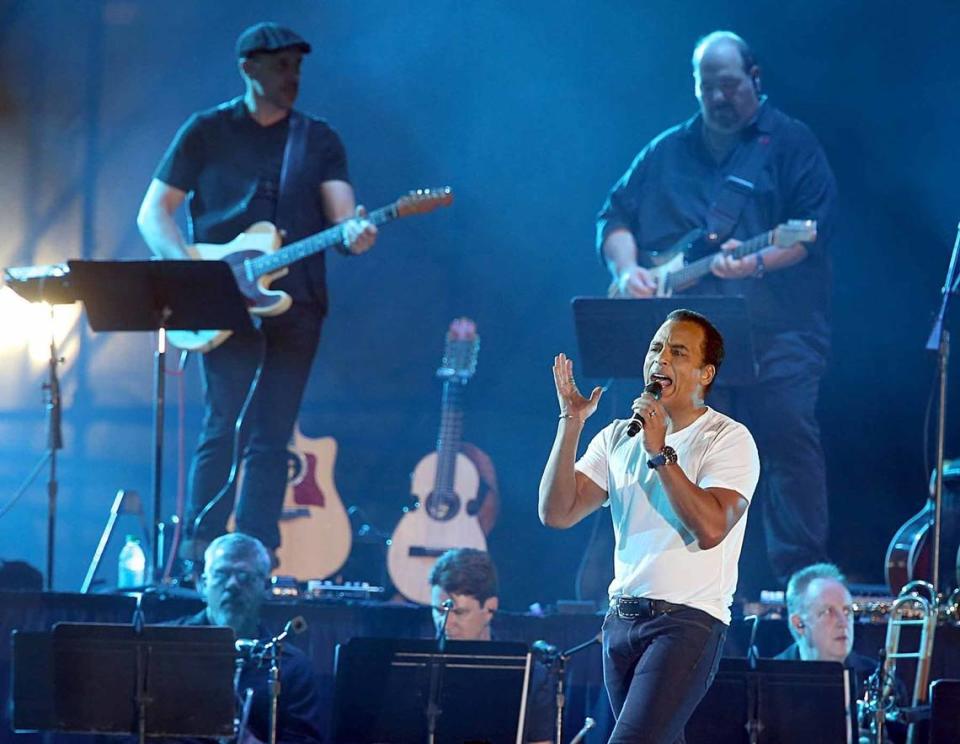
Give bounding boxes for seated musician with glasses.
[428,548,555,744]
[168,533,323,743]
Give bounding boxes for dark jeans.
[187,303,323,550]
[710,330,830,584]
[603,604,726,743]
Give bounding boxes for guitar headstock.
[772,219,817,247]
[395,187,454,218]
[437,317,479,383]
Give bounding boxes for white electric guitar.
[167,188,453,353]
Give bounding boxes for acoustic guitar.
[387,318,486,605]
[167,187,453,353]
[274,426,352,580]
[610,219,817,297]
[231,425,352,580]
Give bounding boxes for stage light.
[0,285,81,364]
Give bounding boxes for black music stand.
[332,637,532,744]
[11,622,236,742]
[571,296,758,386]
[685,658,856,744]
[67,259,252,584]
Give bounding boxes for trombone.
[859,580,938,744]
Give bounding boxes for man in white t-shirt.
[539,308,760,743]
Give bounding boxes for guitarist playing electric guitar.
[137,21,379,565]
[596,30,838,591]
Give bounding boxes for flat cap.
[236,22,311,58]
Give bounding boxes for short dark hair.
[428,548,499,605]
[691,30,757,75]
[665,309,725,392]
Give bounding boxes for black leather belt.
[611,595,685,619]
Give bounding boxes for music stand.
[11,622,236,742]
[571,296,758,386]
[67,259,252,584]
[685,658,856,744]
[332,637,532,744]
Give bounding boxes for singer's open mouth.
[650,372,673,388]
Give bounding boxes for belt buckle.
[616,596,645,620]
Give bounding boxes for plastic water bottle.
[117,535,146,589]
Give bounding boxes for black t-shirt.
[597,101,837,346]
[155,97,350,307]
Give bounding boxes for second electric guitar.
[387,318,486,605]
[613,219,817,296]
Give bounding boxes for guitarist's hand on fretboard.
[338,205,378,255]
[608,265,658,298]
[710,238,760,279]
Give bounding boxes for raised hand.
[553,353,604,423]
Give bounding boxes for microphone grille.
[644,380,663,399]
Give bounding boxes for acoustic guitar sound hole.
[425,490,460,521]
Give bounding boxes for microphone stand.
[426,601,453,744]
[925,221,960,594]
[235,616,308,744]
[43,309,63,591]
[744,615,762,744]
[541,632,601,744]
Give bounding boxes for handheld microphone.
[626,380,663,437]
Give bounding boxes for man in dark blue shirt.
[168,533,324,744]
[597,30,837,587]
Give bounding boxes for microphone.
[626,380,663,437]
[434,599,454,612]
[531,639,558,659]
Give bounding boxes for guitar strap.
[704,130,773,243]
[274,110,309,240]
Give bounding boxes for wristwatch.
[647,445,678,470]
[753,252,766,278]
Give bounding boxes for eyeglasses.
[809,605,854,622]
[204,568,265,587]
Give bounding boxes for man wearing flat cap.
[138,21,378,571]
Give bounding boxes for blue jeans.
[187,303,323,550]
[603,604,726,744]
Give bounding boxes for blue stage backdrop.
[0,0,958,606]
